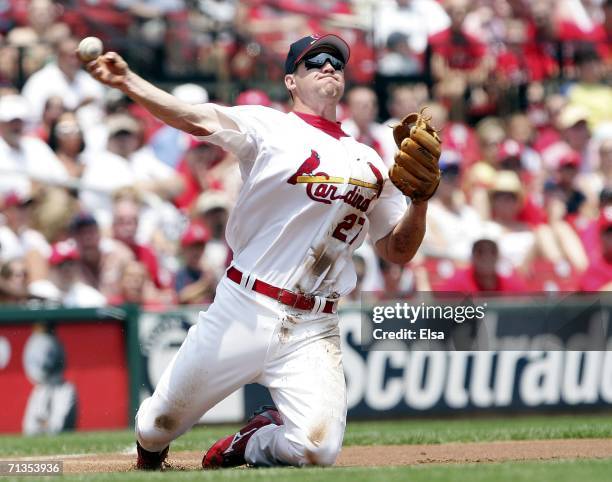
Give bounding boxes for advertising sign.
[0,321,128,434]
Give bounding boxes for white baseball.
[78,36,103,62]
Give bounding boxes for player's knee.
[291,423,343,467]
[136,413,179,450]
[135,399,180,451]
[303,442,341,467]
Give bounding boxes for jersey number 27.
[333,214,365,245]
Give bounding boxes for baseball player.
[84,34,440,469]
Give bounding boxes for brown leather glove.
[389,108,442,203]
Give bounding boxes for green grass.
[342,414,612,446]
[6,459,612,482]
[1,414,611,457]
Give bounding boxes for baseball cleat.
[135,441,169,470]
[202,405,283,469]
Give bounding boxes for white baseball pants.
[135,276,347,467]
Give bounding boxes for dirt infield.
[32,439,612,473]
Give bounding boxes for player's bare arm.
[85,52,237,136]
[375,202,427,265]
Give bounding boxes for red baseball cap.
[236,89,272,107]
[599,207,612,233]
[180,222,210,247]
[49,241,80,265]
[284,34,350,74]
[3,192,32,208]
[497,139,523,161]
[557,150,581,169]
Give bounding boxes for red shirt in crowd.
[435,267,528,293]
[589,24,612,63]
[442,122,481,166]
[127,242,165,289]
[495,21,557,83]
[579,257,612,291]
[517,194,549,226]
[533,125,562,155]
[61,0,132,51]
[276,0,351,16]
[0,0,28,30]
[556,19,605,44]
[573,217,601,263]
[495,43,557,83]
[174,157,225,211]
[429,28,487,71]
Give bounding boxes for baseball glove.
[389,108,442,203]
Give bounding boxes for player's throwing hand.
[85,52,130,89]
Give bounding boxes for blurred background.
[0,0,611,435]
[0,0,611,303]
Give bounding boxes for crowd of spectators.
[0,0,610,308]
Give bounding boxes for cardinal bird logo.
[287,150,321,185]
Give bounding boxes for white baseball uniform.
[135,105,406,466]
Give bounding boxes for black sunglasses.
[303,52,345,71]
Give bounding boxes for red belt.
[226,266,337,314]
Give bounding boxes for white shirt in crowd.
[0,224,51,262]
[80,146,178,229]
[21,62,105,135]
[373,0,450,53]
[0,136,69,197]
[422,199,485,262]
[62,282,107,308]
